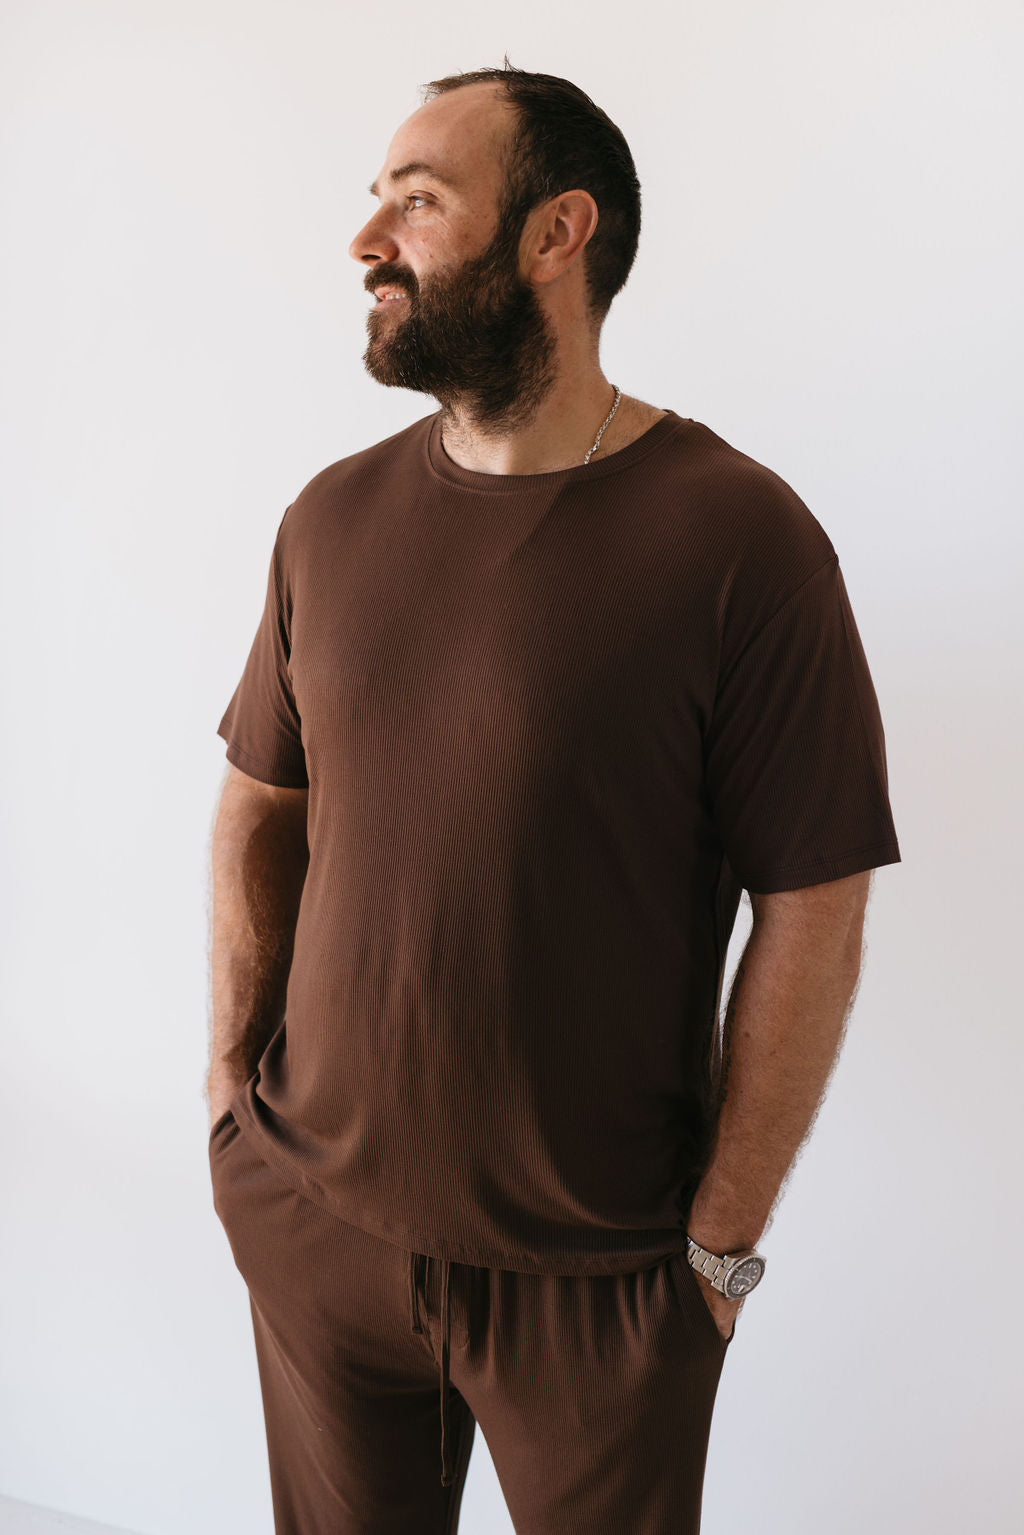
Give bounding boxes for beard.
[359,203,559,437]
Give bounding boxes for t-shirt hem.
[741,838,902,894]
[229,1094,688,1277]
[219,730,309,789]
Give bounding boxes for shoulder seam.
[714,553,838,701]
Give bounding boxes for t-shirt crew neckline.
[424,406,689,494]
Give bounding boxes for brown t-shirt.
[216,407,901,1275]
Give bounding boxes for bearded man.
[207,60,901,1535]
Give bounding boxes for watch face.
[725,1257,764,1299]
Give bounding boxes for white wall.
[1,1,1020,1531]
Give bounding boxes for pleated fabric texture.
[215,406,901,1276]
[210,1105,732,1528]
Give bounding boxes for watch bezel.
[723,1252,766,1299]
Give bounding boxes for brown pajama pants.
[209,1105,734,1534]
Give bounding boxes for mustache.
[366,275,415,298]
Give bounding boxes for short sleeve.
[216,508,309,789]
[704,554,900,893]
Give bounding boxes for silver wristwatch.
[687,1235,767,1299]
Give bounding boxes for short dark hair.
[420,59,642,330]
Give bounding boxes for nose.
[348,209,399,268]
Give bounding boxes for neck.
[438,374,637,476]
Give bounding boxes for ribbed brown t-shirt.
[216,407,901,1275]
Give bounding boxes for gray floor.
[0,1498,139,1535]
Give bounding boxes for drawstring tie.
[408,1251,424,1336]
[408,1252,456,1486]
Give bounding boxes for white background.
[1,1,1021,1531]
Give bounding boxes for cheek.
[413,237,443,269]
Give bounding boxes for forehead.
[369,84,510,198]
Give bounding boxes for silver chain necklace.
[583,384,623,464]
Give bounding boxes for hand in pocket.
[692,1267,743,1343]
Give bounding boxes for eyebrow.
[367,161,459,198]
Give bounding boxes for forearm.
[207,777,309,1112]
[688,901,864,1254]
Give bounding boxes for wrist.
[687,1181,767,1255]
[687,1225,763,1257]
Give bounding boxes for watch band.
[687,1237,731,1290]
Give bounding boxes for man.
[207,63,901,1535]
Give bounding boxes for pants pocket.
[668,1249,734,1348]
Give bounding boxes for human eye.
[407,193,431,209]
